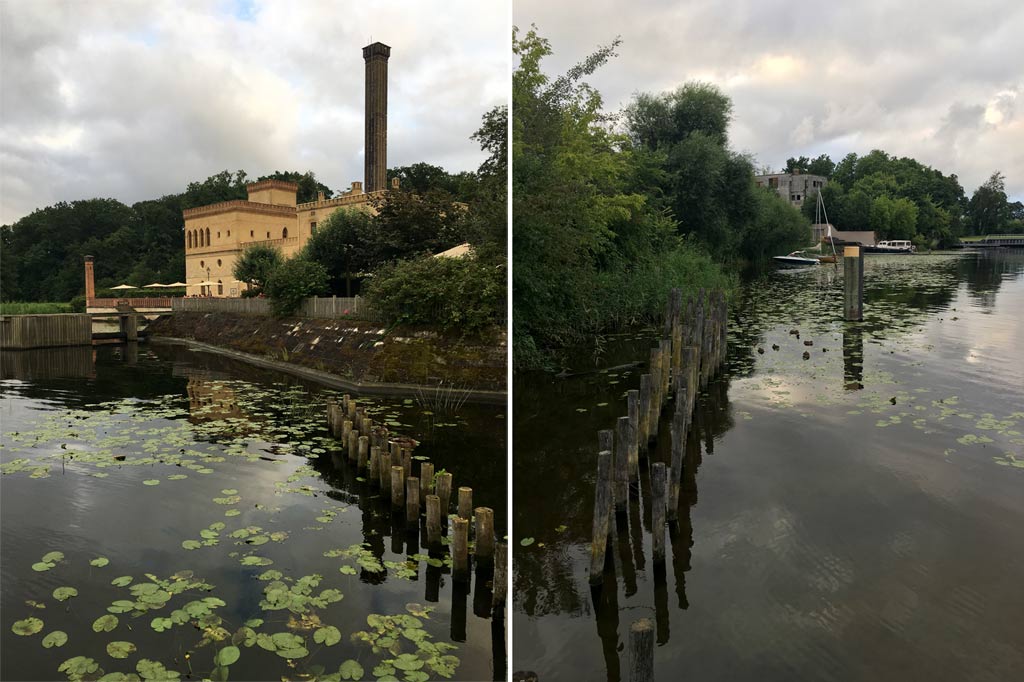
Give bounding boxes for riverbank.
[146,311,506,397]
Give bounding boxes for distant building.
[812,223,876,247]
[183,42,393,297]
[754,171,827,208]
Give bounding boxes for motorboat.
[773,251,820,268]
[865,240,915,254]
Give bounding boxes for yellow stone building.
[183,42,393,297]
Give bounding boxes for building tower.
[363,42,391,193]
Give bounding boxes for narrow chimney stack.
[363,42,391,193]
[84,255,95,304]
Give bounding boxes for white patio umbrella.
[109,284,137,290]
[143,283,166,288]
[166,282,187,287]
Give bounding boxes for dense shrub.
[233,244,283,294]
[365,255,505,335]
[264,257,328,317]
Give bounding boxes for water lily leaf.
[339,565,357,575]
[151,617,172,632]
[240,556,272,566]
[92,614,118,632]
[221,489,238,495]
[42,630,68,648]
[391,653,424,671]
[243,618,264,629]
[108,600,135,614]
[31,562,52,572]
[97,674,139,682]
[111,576,134,587]
[224,509,241,517]
[215,645,240,666]
[520,538,535,546]
[90,557,110,567]
[53,586,79,602]
[59,656,99,678]
[136,658,180,680]
[314,626,341,646]
[12,617,43,636]
[181,540,201,550]
[338,659,364,679]
[142,479,160,486]
[106,640,137,659]
[231,626,256,647]
[42,551,64,563]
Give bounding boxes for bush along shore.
[147,312,506,395]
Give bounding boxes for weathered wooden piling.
[458,486,473,522]
[474,507,495,564]
[369,446,380,481]
[426,495,442,547]
[341,419,353,447]
[638,374,653,448]
[401,449,413,486]
[390,466,405,508]
[419,462,434,507]
[452,516,470,582]
[650,463,667,563]
[648,348,662,423]
[437,473,453,520]
[589,450,613,585]
[622,393,638,477]
[347,431,359,463]
[357,436,369,471]
[844,246,864,321]
[667,395,686,521]
[346,399,356,420]
[492,542,507,607]
[614,417,631,512]
[659,339,671,405]
[380,452,392,492]
[629,618,655,682]
[406,477,420,523]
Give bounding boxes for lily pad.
[142,479,160,486]
[339,660,364,680]
[53,586,79,602]
[92,614,119,632]
[90,557,110,567]
[314,626,341,646]
[215,645,240,666]
[12,617,44,636]
[107,640,137,659]
[520,537,535,547]
[42,630,68,648]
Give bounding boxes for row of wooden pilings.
[589,287,728,682]
[326,393,507,678]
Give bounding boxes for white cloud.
[515,0,1024,201]
[0,0,508,224]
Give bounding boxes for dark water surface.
[1,343,506,681]
[513,252,1024,681]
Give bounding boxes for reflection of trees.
[960,251,1024,304]
[1,346,96,380]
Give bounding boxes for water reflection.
[513,252,1024,681]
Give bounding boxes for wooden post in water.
[667,392,686,522]
[650,463,667,564]
[426,495,442,548]
[369,446,380,482]
[626,393,634,477]
[638,375,652,450]
[492,542,507,607]
[341,419,352,448]
[347,431,359,462]
[357,436,369,471]
[474,507,495,564]
[458,487,473,521]
[659,339,671,406]
[629,618,655,682]
[346,399,356,420]
[380,452,392,492]
[614,417,631,512]
[589,451,613,585]
[406,477,420,523]
[361,416,373,437]
[437,473,453,521]
[419,462,434,508]
[452,517,470,582]
[844,246,864,321]
[648,348,662,423]
[401,448,413,487]
[390,466,404,508]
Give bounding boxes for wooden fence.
[0,314,93,350]
[172,296,388,323]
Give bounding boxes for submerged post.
[437,473,453,520]
[458,486,473,522]
[844,246,864,321]
[590,450,613,585]
[426,495,442,547]
[650,462,667,564]
[452,516,470,582]
[474,507,495,564]
[629,618,654,682]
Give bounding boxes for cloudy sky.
[1,0,508,224]
[516,0,1024,202]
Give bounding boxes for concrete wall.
[0,314,92,350]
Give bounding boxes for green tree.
[257,170,333,204]
[264,257,328,316]
[233,244,283,293]
[968,171,1011,235]
[368,189,467,263]
[300,209,376,296]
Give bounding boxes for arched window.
[217,280,223,296]
[200,260,205,268]
[187,232,192,249]
[282,227,288,239]
[217,259,222,267]
[206,228,211,245]
[199,230,204,247]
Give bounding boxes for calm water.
[1,343,506,681]
[513,252,1024,681]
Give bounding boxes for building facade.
[182,42,392,297]
[754,171,827,208]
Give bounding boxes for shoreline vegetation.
[511,27,1024,371]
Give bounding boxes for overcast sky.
[515,0,1024,202]
[0,0,508,224]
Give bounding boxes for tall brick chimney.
[84,255,95,304]
[363,42,390,193]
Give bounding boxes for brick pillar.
[84,255,95,305]
[363,42,390,193]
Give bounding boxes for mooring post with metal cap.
[844,246,864,321]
